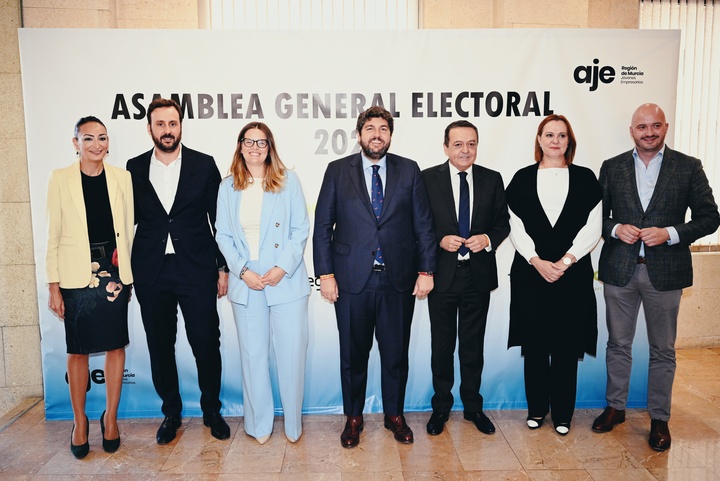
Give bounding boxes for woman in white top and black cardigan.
[506,114,602,436]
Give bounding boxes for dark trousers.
[334,270,415,416]
[524,353,578,425]
[428,265,490,413]
[134,254,222,418]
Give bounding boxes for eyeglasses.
[240,138,269,148]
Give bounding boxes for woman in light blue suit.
[216,122,310,444]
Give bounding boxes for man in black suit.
[127,98,231,444]
[421,120,510,436]
[313,106,436,448]
[592,103,719,451]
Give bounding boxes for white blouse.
[239,179,264,260]
[509,168,601,263]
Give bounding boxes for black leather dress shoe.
[100,410,121,453]
[203,412,231,440]
[649,419,671,451]
[70,416,89,459]
[340,415,363,448]
[384,414,414,443]
[464,411,495,435]
[592,407,625,433]
[156,415,182,445]
[426,412,449,435]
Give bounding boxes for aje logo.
[65,369,136,391]
[574,59,616,92]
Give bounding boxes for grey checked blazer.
[598,147,719,291]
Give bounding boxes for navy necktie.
[371,165,384,264]
[458,171,470,256]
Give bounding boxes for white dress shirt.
[149,147,182,254]
[449,163,474,260]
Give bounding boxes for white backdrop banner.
[19,28,679,420]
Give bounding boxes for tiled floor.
[1,347,719,480]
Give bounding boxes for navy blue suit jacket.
[127,145,226,286]
[313,152,436,294]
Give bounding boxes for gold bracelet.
[319,274,334,280]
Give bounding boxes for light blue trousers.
[231,289,309,440]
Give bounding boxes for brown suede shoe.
[592,407,625,433]
[649,419,671,451]
[384,414,414,444]
[340,415,363,448]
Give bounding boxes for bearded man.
[313,106,436,448]
[127,97,231,444]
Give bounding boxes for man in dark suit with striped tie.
[592,103,719,451]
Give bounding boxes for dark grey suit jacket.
[598,147,719,291]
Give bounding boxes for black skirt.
[61,248,129,355]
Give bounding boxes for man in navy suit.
[313,106,436,448]
[592,103,719,451]
[422,120,509,436]
[127,98,231,444]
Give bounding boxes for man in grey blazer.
[592,103,719,451]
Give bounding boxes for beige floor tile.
[647,466,720,480]
[279,473,341,481]
[585,467,659,480]
[465,470,533,480]
[155,475,219,481]
[447,413,523,471]
[340,419,403,472]
[281,415,343,473]
[564,423,644,469]
[494,419,583,471]
[158,419,235,475]
[526,470,592,480]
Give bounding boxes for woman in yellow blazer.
[46,116,134,458]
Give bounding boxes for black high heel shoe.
[70,416,89,459]
[100,410,121,453]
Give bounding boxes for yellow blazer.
[46,161,134,288]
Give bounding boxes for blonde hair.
[230,122,286,193]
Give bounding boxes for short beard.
[152,133,181,153]
[361,140,390,160]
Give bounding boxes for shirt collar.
[151,144,183,166]
[361,152,387,171]
[448,161,472,180]
[632,144,666,164]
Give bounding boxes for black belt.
[457,259,470,268]
[637,256,646,264]
[372,264,386,272]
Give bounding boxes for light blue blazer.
[215,170,311,306]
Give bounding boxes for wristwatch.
[562,257,572,266]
